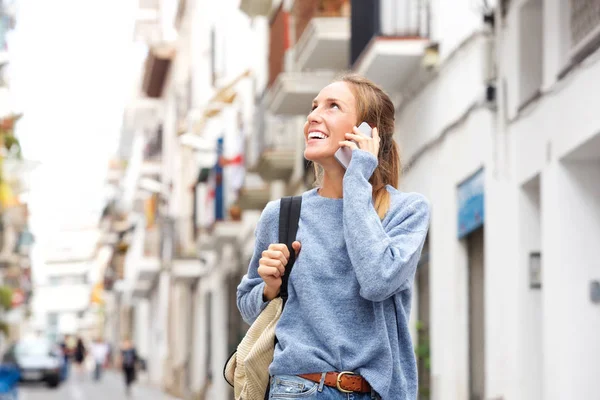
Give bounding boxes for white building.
[377,0,600,399]
[104,0,600,399]
[30,228,109,341]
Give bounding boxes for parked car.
[1,337,63,388]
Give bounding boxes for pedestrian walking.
[237,73,430,400]
[120,338,138,397]
[90,337,109,381]
[58,335,72,380]
[72,337,87,380]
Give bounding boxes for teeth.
[308,132,327,139]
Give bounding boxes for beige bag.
[223,196,302,400]
[224,297,283,399]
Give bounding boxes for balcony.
[238,176,270,211]
[169,218,205,281]
[142,50,173,98]
[213,220,242,253]
[351,0,430,93]
[295,17,350,71]
[132,280,152,298]
[249,112,302,182]
[239,0,274,17]
[266,70,336,115]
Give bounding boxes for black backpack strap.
[278,195,302,306]
[265,195,301,399]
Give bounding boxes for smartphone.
[334,122,373,169]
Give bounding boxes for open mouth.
[308,131,328,140]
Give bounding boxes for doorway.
[467,227,485,400]
[416,236,431,399]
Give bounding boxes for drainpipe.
[492,5,509,181]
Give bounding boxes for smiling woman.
[237,73,431,400]
[305,73,401,219]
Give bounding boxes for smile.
[308,131,328,140]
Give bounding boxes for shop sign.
[457,168,485,239]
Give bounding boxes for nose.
[307,106,323,124]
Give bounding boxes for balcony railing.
[246,105,297,168]
[350,0,429,67]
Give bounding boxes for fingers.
[259,242,301,285]
[259,255,285,276]
[261,249,287,266]
[292,241,301,257]
[343,126,380,158]
[372,127,380,142]
[268,243,290,259]
[338,140,359,150]
[258,264,284,279]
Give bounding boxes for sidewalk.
[19,369,181,400]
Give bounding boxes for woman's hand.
[339,125,380,159]
[258,241,301,301]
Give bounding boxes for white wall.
[431,0,485,61]
[515,177,543,400]
[397,33,492,168]
[396,4,499,397]
[401,106,494,399]
[190,281,208,394]
[133,298,150,361]
[500,2,600,397]
[541,160,600,400]
[209,269,229,400]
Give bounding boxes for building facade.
[100,0,600,399]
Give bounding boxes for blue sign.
[215,137,224,221]
[457,168,484,239]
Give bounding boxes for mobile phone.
[334,122,373,169]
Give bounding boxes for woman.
[237,73,430,400]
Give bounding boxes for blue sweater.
[237,149,430,400]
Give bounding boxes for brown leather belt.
[299,372,371,393]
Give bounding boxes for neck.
[318,167,345,198]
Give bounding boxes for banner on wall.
[457,168,485,239]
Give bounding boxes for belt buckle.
[336,371,356,393]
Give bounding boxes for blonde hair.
[313,73,402,219]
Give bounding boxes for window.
[518,0,544,110]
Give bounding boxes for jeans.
[269,375,381,400]
[94,362,103,381]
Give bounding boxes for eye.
[310,104,317,111]
[330,102,340,109]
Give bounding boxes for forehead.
[314,81,355,103]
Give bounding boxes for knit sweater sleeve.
[342,149,431,302]
[236,200,280,325]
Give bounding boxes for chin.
[304,148,334,163]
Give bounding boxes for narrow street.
[19,371,178,400]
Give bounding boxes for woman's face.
[304,81,357,166]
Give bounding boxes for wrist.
[263,286,279,302]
